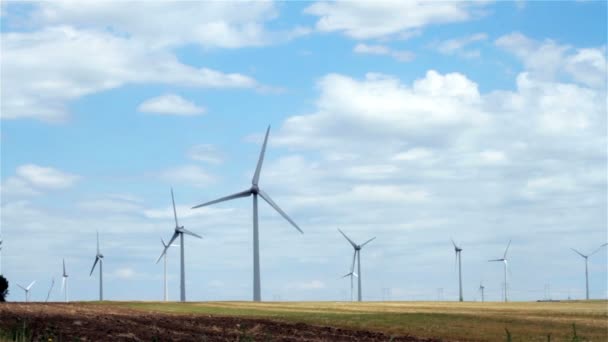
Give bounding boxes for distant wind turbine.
[89,231,104,301]
[158,238,179,302]
[45,278,55,302]
[488,240,511,302]
[479,282,485,302]
[192,126,303,302]
[340,270,358,302]
[17,281,36,302]
[570,243,608,300]
[157,188,202,302]
[61,259,69,302]
[451,239,463,302]
[338,228,375,302]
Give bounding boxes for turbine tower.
[17,281,36,302]
[192,126,303,302]
[451,239,463,302]
[479,282,485,302]
[89,231,104,301]
[570,243,607,300]
[338,228,375,302]
[488,240,511,302]
[61,259,69,302]
[341,270,358,302]
[157,188,202,302]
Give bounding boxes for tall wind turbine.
[157,188,202,302]
[89,231,104,301]
[451,239,463,302]
[17,281,36,302]
[338,229,375,302]
[479,282,485,302]
[571,243,607,300]
[488,240,511,302]
[341,270,358,302]
[158,238,179,301]
[61,259,69,302]
[192,126,303,302]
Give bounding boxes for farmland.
[1,300,606,341]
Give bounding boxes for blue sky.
[1,1,606,302]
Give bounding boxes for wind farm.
[1,1,607,341]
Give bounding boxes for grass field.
[96,300,608,341]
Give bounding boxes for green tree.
[0,275,8,302]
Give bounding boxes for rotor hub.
[251,185,259,194]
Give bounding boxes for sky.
[0,1,606,303]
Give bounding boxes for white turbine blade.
[192,189,251,209]
[62,258,66,276]
[171,188,179,228]
[341,272,353,279]
[157,232,179,263]
[488,258,504,262]
[17,284,26,291]
[89,257,99,276]
[361,237,376,247]
[252,125,271,186]
[179,227,203,239]
[258,189,303,234]
[451,238,458,249]
[503,240,512,259]
[27,280,36,290]
[96,231,100,255]
[338,229,357,249]
[589,243,608,256]
[570,248,586,258]
[161,238,168,248]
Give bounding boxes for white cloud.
[187,144,223,164]
[159,165,214,188]
[15,164,79,189]
[304,1,487,39]
[435,33,487,58]
[495,32,607,88]
[353,43,414,62]
[1,26,260,122]
[392,148,434,162]
[138,94,205,116]
[113,267,136,279]
[478,150,508,164]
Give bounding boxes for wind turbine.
[89,231,104,301]
[340,270,358,302]
[488,240,511,302]
[157,188,202,302]
[451,239,463,302]
[45,278,55,303]
[479,282,485,302]
[158,238,179,302]
[17,281,36,302]
[192,126,303,302]
[338,229,375,302]
[571,243,607,300]
[61,259,69,302]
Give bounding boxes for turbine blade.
[252,125,271,186]
[17,284,26,291]
[350,250,357,273]
[89,257,99,276]
[179,227,203,239]
[341,272,353,279]
[361,237,376,247]
[258,189,303,234]
[27,280,36,290]
[589,243,608,256]
[570,248,586,258]
[503,239,512,259]
[96,231,100,255]
[451,238,457,249]
[171,187,179,228]
[157,232,179,263]
[192,189,251,209]
[62,258,66,276]
[161,238,167,248]
[338,229,357,249]
[488,259,503,262]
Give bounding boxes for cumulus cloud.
[187,144,223,164]
[353,43,414,62]
[1,164,80,198]
[495,32,607,87]
[138,94,205,116]
[304,1,488,39]
[434,33,487,58]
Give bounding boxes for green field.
[99,300,608,341]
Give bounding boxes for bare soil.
[0,303,443,341]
